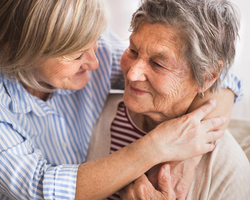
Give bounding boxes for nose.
[127,60,147,82]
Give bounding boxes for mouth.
[129,85,148,95]
[75,70,87,76]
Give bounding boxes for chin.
[123,95,145,114]
[63,81,89,91]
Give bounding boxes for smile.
[129,85,148,95]
[75,70,87,76]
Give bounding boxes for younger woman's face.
[34,40,99,91]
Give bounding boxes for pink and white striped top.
[107,102,147,200]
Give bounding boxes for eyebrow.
[153,52,167,61]
[129,35,171,63]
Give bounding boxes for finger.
[205,129,224,144]
[119,184,136,200]
[120,174,153,200]
[189,99,217,121]
[158,164,176,199]
[203,142,216,153]
[201,116,227,131]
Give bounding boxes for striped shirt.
[0,28,243,199]
[110,102,146,154]
[108,102,146,200]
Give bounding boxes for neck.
[128,110,162,132]
[23,85,50,101]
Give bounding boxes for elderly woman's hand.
[122,157,201,200]
[147,156,202,200]
[119,164,176,200]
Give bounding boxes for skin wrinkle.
[25,40,99,100]
[122,22,199,132]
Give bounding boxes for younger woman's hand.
[148,99,226,163]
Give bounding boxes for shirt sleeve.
[0,122,78,200]
[221,70,243,103]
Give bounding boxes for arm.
[187,88,235,130]
[189,70,244,130]
[0,122,79,200]
[75,100,226,199]
[0,100,223,200]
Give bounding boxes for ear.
[197,60,223,93]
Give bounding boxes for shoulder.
[190,130,250,200]
[212,130,249,170]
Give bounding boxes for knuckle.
[210,118,218,128]
[210,131,216,140]
[169,192,176,200]
[180,114,190,123]
[193,142,202,153]
[176,184,187,194]
[137,183,147,197]
[191,122,199,131]
[123,186,136,199]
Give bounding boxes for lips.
[129,85,148,95]
[75,70,86,76]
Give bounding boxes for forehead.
[130,22,184,59]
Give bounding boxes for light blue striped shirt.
[0,30,243,199]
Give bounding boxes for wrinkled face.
[121,22,199,122]
[34,40,99,91]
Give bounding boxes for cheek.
[152,70,194,108]
[154,73,182,97]
[120,51,132,74]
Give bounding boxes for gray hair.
[131,0,240,91]
[0,0,107,92]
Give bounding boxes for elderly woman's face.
[34,41,99,91]
[121,22,199,121]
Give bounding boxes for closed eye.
[129,49,138,58]
[151,60,163,68]
[75,53,84,60]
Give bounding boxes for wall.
[103,0,250,120]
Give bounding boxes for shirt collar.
[1,73,76,116]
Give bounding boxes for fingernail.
[221,116,227,123]
[210,99,217,105]
[162,164,170,173]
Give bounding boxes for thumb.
[158,164,176,199]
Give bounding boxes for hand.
[148,156,202,200]
[147,99,226,163]
[119,164,176,200]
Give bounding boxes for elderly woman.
[87,0,250,199]
[0,0,244,199]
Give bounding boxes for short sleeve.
[221,70,243,103]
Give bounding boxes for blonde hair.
[0,0,107,91]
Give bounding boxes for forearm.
[188,88,235,130]
[75,134,158,199]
